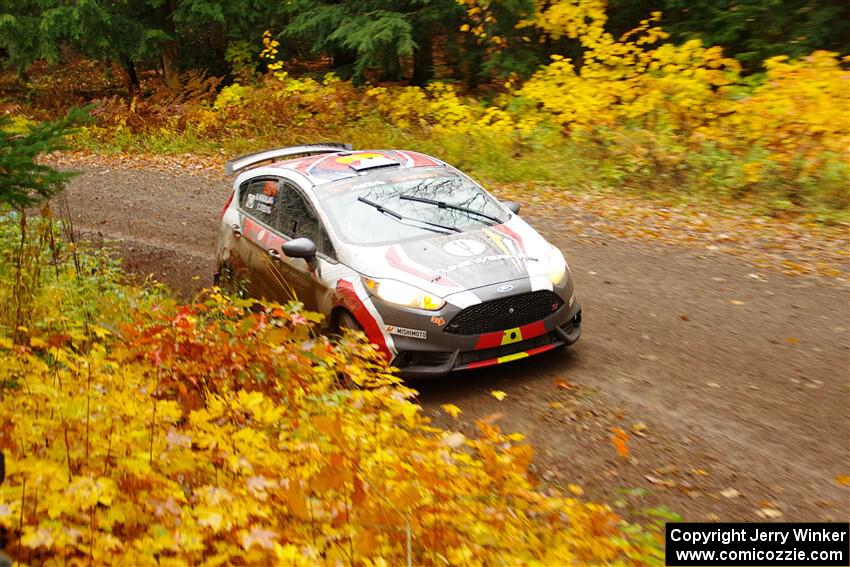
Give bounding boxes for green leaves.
[0,108,89,208]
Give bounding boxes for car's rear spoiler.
[225,143,353,175]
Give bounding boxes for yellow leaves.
[388,483,422,510]
[1,274,660,565]
[441,403,463,418]
[835,475,850,486]
[490,390,507,401]
[236,390,285,425]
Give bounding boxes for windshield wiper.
[357,196,461,234]
[398,194,504,225]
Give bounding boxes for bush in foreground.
[0,220,663,565]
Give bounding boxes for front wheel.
[216,262,247,297]
[336,310,363,333]
[333,309,363,389]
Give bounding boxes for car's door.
[232,177,284,300]
[266,181,336,311]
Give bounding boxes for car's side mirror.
[282,238,319,271]
[503,201,521,215]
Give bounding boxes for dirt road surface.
[59,163,850,523]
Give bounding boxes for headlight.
[362,277,446,311]
[547,245,570,286]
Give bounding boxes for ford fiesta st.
[216,143,581,378]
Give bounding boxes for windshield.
[317,168,506,246]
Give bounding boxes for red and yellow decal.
[492,223,525,253]
[462,343,559,370]
[334,152,384,164]
[474,320,546,350]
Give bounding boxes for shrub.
[0,223,663,565]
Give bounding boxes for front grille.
[445,290,564,335]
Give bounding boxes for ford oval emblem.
[496,284,514,293]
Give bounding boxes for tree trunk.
[380,54,402,82]
[332,48,357,69]
[465,37,484,89]
[411,29,434,86]
[161,42,180,89]
[120,54,140,96]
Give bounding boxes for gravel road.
[58,163,850,522]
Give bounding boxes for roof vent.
[349,157,401,172]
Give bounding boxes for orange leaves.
[506,444,535,473]
[282,481,310,520]
[312,460,348,493]
[387,483,422,510]
[312,414,343,442]
[611,427,630,459]
[590,510,622,537]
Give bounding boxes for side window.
[238,178,279,226]
[274,183,336,258]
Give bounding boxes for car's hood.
[343,216,555,297]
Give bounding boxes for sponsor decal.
[496,284,514,293]
[335,152,384,164]
[385,325,427,340]
[442,239,487,257]
[257,229,266,241]
[245,193,256,209]
[431,253,537,281]
[430,315,446,327]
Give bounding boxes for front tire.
[216,262,246,297]
[333,309,363,389]
[336,310,363,333]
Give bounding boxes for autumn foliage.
[0,217,662,565]
[56,2,850,217]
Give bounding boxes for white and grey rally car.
[216,143,581,378]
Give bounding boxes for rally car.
[216,143,581,378]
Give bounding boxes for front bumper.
[389,299,582,379]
